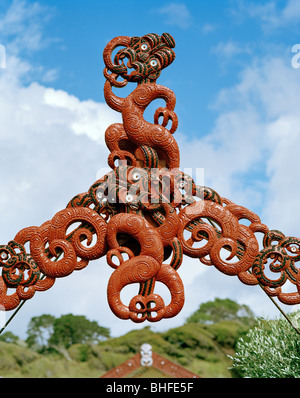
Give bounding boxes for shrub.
[230,312,300,378]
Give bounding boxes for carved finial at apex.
[103,32,180,170]
[103,32,176,86]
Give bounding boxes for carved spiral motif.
[1,32,300,321]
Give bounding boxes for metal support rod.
[0,271,47,336]
[257,284,300,336]
[0,300,26,335]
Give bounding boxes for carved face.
[104,33,175,84]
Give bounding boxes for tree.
[49,314,110,349]
[26,313,110,354]
[186,298,255,325]
[0,331,19,344]
[26,314,55,351]
[230,312,300,378]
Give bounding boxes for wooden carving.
[1,33,300,324]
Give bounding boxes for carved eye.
[126,194,134,203]
[0,251,8,260]
[141,43,148,51]
[132,172,140,181]
[96,190,103,200]
[150,59,158,67]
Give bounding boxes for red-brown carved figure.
[1,33,300,325]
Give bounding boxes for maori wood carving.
[1,33,300,324]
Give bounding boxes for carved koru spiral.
[1,33,300,324]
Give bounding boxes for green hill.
[0,320,248,378]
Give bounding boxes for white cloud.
[155,3,193,29]
[0,0,59,87]
[0,0,56,53]
[282,0,300,21]
[0,1,122,338]
[212,40,252,60]
[219,56,300,237]
[180,54,300,239]
[231,0,300,30]
[0,67,119,240]
[175,53,300,329]
[211,40,253,72]
[43,87,118,142]
[202,23,217,34]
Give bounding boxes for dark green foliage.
[25,313,110,352]
[26,314,55,351]
[102,326,168,354]
[163,323,215,351]
[206,320,250,348]
[186,298,255,325]
[0,331,19,344]
[49,314,110,349]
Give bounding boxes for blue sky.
[1,0,300,339]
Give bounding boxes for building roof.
[100,343,200,378]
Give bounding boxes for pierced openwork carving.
[1,32,300,324]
